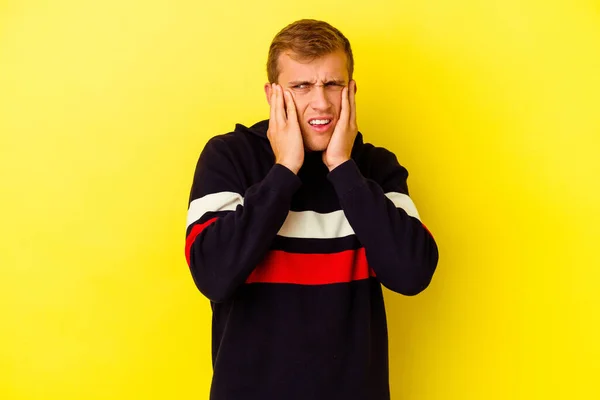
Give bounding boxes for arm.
[327,155,438,295]
[186,138,301,303]
[322,80,437,295]
[186,83,304,303]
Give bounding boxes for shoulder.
[195,133,236,174]
[354,139,408,181]
[190,131,260,199]
[193,122,273,188]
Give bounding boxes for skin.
[264,50,358,174]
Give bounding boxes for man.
[185,19,438,400]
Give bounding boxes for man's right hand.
[267,83,304,175]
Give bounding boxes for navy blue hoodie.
[185,120,438,400]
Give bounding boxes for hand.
[267,83,304,174]
[323,80,358,171]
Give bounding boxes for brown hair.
[266,19,354,83]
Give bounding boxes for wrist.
[326,157,350,172]
[327,159,364,196]
[276,161,301,175]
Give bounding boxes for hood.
[235,119,270,139]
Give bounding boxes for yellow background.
[1,0,599,398]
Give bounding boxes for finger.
[283,90,298,126]
[338,85,350,125]
[269,83,277,127]
[349,80,357,126]
[275,84,286,126]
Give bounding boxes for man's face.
[265,50,350,152]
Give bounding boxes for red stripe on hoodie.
[247,247,376,285]
[186,217,218,266]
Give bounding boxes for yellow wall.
[1,0,599,398]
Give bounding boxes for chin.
[303,137,331,152]
[301,130,332,153]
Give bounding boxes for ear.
[352,80,358,94]
[264,83,273,106]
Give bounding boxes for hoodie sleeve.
[327,151,439,296]
[185,136,302,303]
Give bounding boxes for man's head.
[264,19,356,152]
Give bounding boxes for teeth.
[310,119,331,125]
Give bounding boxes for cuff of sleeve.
[327,159,366,196]
[264,163,303,200]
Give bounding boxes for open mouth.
[308,118,332,132]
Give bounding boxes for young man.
[185,19,438,400]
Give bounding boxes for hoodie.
[185,119,438,400]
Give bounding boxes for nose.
[309,85,331,111]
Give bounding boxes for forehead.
[277,50,348,82]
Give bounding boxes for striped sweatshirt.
[185,119,439,400]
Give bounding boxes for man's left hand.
[323,80,358,171]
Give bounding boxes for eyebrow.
[288,79,347,86]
